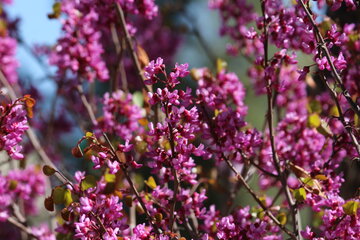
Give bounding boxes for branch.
[298,0,360,117]
[75,84,161,234]
[200,104,296,239]
[0,70,69,185]
[260,1,301,238]
[114,3,150,93]
[102,133,161,234]
[7,217,39,240]
[298,0,360,158]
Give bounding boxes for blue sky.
[6,0,61,99]
[7,0,60,77]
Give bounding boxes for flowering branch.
[298,0,360,117]
[260,1,301,238]
[0,70,69,184]
[75,81,162,234]
[298,0,360,157]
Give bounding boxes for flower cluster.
[97,90,144,140]
[0,0,19,84]
[50,0,158,82]
[2,0,360,239]
[0,166,46,221]
[0,100,29,160]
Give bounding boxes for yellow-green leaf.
[8,180,18,190]
[293,188,307,201]
[343,200,359,215]
[314,174,328,181]
[216,58,227,73]
[80,175,97,191]
[329,105,340,117]
[316,119,333,137]
[48,2,62,19]
[144,176,157,190]
[132,91,144,108]
[64,189,73,206]
[277,212,287,225]
[308,100,322,114]
[308,113,321,128]
[105,171,116,183]
[86,132,93,137]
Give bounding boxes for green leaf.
[144,176,157,190]
[132,91,144,108]
[343,200,359,215]
[307,113,321,128]
[52,187,66,204]
[80,175,97,191]
[293,188,307,202]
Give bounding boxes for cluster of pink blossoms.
[0,166,46,221]
[0,100,29,160]
[2,0,360,239]
[50,0,158,82]
[0,0,19,84]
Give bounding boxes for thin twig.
[114,3,150,92]
[164,104,180,232]
[75,84,161,234]
[200,104,296,239]
[260,1,301,238]
[102,133,161,234]
[224,157,296,239]
[7,217,39,240]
